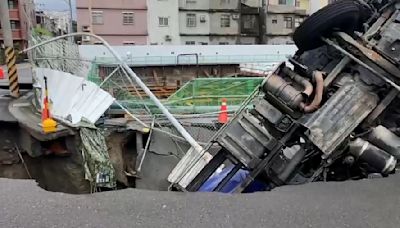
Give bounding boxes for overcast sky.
[34,0,77,17]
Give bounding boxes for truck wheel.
[293,0,364,51]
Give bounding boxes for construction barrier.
[218,98,228,124]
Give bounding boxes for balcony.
[241,4,260,14]
[268,5,307,15]
[9,9,20,20]
[0,29,23,40]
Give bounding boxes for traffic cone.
[41,78,50,121]
[41,77,57,133]
[218,98,228,124]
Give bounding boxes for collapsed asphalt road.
[1,175,399,228]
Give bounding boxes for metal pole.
[0,0,19,97]
[237,0,241,44]
[22,32,205,154]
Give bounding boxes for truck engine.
[169,0,400,193]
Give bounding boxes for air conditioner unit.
[82,25,90,32]
[165,35,172,41]
[232,14,240,20]
[82,35,91,42]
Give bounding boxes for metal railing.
[93,54,289,66]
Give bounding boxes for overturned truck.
[169,0,400,193]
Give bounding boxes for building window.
[272,19,277,24]
[185,41,195,45]
[10,21,20,29]
[284,16,293,29]
[123,12,134,25]
[92,11,103,25]
[186,14,196,27]
[219,42,229,45]
[199,42,208,45]
[220,14,230,28]
[278,0,286,5]
[295,0,300,7]
[8,0,17,9]
[159,17,169,27]
[294,17,304,28]
[123,41,136,45]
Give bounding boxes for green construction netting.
[87,62,264,114]
[166,77,264,107]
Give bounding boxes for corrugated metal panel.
[34,68,115,125]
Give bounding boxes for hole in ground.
[0,122,393,194]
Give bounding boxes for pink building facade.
[77,0,148,45]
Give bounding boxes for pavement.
[0,89,16,122]
[1,174,400,228]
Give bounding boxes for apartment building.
[74,0,324,46]
[265,0,309,44]
[310,0,337,14]
[179,0,241,45]
[44,11,70,36]
[148,0,180,45]
[76,0,148,45]
[0,0,36,49]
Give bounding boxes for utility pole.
[259,0,267,44]
[237,0,242,44]
[89,0,93,33]
[0,0,19,97]
[68,0,74,41]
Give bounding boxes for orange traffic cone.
[41,98,50,121]
[41,77,50,121]
[218,98,228,124]
[41,77,57,133]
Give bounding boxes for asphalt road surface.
[0,63,33,86]
[1,175,399,228]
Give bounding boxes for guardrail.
[94,54,289,66]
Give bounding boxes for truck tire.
[293,0,363,51]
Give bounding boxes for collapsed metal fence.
[31,36,90,78]
[28,35,266,160]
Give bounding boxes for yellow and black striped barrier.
[5,46,19,98]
